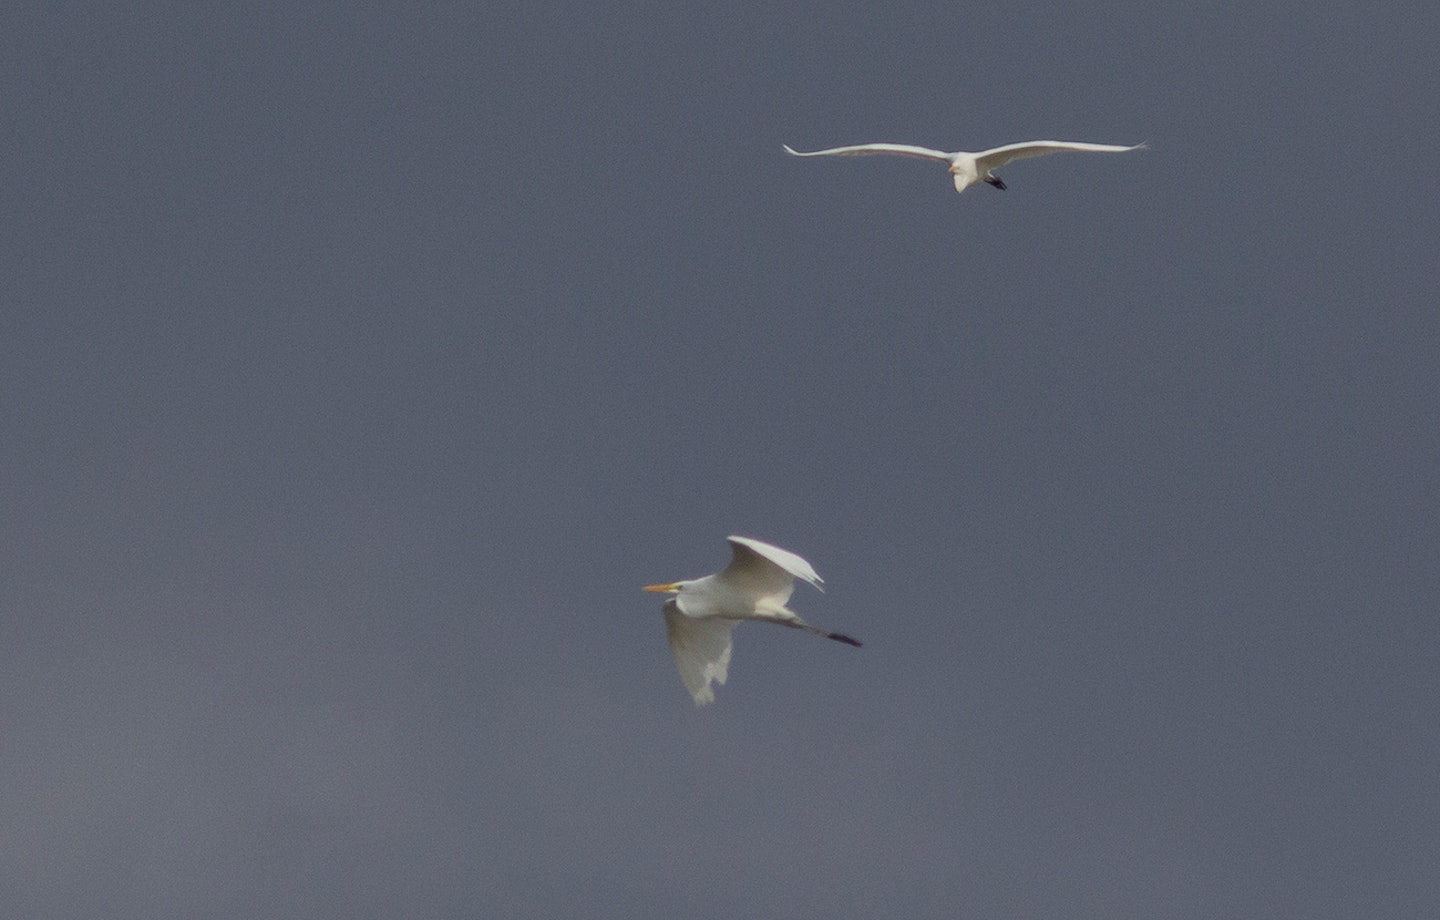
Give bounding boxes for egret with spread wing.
[644,536,861,706]
[783,139,1144,194]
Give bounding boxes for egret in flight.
[783,139,1144,195]
[644,536,861,706]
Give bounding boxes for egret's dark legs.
[767,615,864,648]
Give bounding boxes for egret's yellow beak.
[642,582,680,593]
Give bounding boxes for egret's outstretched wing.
[783,143,953,164]
[976,140,1144,172]
[663,601,737,706]
[724,535,824,595]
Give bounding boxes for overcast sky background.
[4,2,1438,917]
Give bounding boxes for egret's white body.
[644,536,860,706]
[783,139,1145,194]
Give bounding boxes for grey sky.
[4,2,1437,917]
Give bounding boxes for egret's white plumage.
[644,535,860,706]
[783,139,1145,194]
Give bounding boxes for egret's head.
[642,582,683,594]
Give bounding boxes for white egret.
[783,139,1145,194]
[644,535,861,706]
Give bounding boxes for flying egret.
[783,139,1145,194]
[644,535,861,706]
